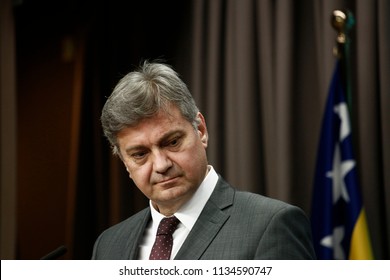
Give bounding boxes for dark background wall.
[14,0,192,260]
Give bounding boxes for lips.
[155,176,180,186]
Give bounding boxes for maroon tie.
[149,216,180,260]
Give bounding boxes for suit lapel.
[125,208,151,260]
[174,178,234,259]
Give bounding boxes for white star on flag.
[321,102,356,257]
[320,226,345,260]
[326,102,354,203]
[326,143,354,203]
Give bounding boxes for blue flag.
[311,61,373,259]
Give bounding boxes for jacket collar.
[174,176,234,259]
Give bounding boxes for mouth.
[155,176,180,187]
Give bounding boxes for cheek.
[180,143,208,174]
[125,162,151,186]
[127,166,155,199]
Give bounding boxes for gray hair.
[101,61,199,155]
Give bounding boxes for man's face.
[117,105,209,215]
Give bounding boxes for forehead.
[116,106,192,147]
[136,105,189,131]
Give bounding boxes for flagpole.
[327,10,374,260]
[331,10,355,114]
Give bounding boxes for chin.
[157,186,193,202]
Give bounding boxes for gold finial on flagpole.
[331,10,347,57]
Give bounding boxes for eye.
[168,138,179,146]
[165,136,182,149]
[131,150,148,160]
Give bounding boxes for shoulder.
[215,176,307,219]
[234,189,306,219]
[97,207,150,241]
[235,190,295,211]
[92,207,150,259]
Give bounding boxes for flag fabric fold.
[311,60,373,260]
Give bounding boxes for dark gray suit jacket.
[92,177,316,259]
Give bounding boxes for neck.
[151,201,178,217]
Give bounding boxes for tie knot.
[156,216,180,235]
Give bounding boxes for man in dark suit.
[92,61,316,260]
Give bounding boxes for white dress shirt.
[138,165,218,260]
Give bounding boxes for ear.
[196,112,208,148]
[115,137,132,178]
[120,156,132,178]
[125,165,132,178]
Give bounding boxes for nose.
[153,150,172,174]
